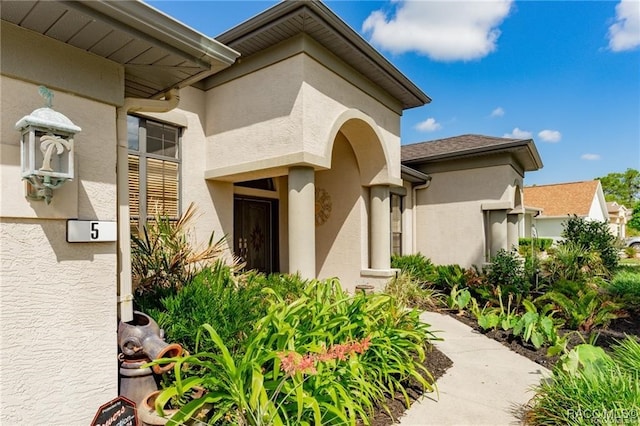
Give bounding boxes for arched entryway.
[311,111,396,286]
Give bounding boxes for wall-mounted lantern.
[15,87,81,204]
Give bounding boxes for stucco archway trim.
[323,109,400,187]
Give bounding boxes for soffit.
[214,0,430,110]
[1,0,239,99]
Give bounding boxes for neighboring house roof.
[214,0,430,110]
[401,134,543,171]
[524,181,603,217]
[607,201,628,214]
[0,1,240,99]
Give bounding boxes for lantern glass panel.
[21,131,35,176]
[33,130,73,179]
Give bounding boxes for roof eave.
[403,139,544,171]
[401,165,431,184]
[216,0,430,110]
[73,0,240,90]
[308,1,430,108]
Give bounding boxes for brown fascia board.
[404,139,543,171]
[216,0,430,109]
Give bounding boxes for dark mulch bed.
[363,344,453,426]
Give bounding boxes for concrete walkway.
[398,311,550,426]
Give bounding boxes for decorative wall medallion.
[315,187,332,226]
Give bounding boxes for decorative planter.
[118,311,183,374]
[139,388,209,426]
[139,390,174,426]
[118,357,158,408]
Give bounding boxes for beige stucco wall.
[412,162,523,267]
[204,49,402,187]
[200,43,403,287]
[159,87,236,257]
[1,32,121,425]
[316,133,365,288]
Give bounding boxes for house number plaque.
[67,220,117,242]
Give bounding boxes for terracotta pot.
[138,390,174,426]
[139,388,209,426]
[118,311,183,374]
[118,357,158,408]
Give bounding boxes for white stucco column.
[370,185,391,270]
[490,210,508,257]
[507,214,519,250]
[288,166,316,278]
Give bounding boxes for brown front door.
[234,197,278,273]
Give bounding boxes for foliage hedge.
[519,237,554,252]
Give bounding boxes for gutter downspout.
[411,177,432,254]
[117,89,180,322]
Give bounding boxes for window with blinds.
[391,193,403,256]
[128,116,180,234]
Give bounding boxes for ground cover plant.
[525,337,640,426]
[390,235,640,360]
[150,279,439,425]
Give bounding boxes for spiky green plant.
[535,286,620,332]
[385,272,442,310]
[131,203,229,297]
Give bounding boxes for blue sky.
[147,0,640,186]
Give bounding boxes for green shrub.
[561,215,619,276]
[433,264,467,291]
[152,279,438,425]
[526,338,640,425]
[608,271,640,298]
[540,241,607,284]
[485,249,529,297]
[136,262,266,355]
[519,237,554,252]
[390,253,437,286]
[605,270,640,309]
[535,282,619,332]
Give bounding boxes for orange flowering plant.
[151,278,438,425]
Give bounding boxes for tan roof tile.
[523,181,600,217]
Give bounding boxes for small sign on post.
[67,220,117,242]
[91,396,138,426]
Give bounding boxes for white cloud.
[581,153,601,161]
[503,128,532,139]
[490,107,505,117]
[362,0,513,61]
[538,129,562,143]
[608,0,640,52]
[415,117,442,132]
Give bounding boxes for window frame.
[390,192,403,256]
[127,115,182,234]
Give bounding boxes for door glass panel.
[234,197,276,274]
